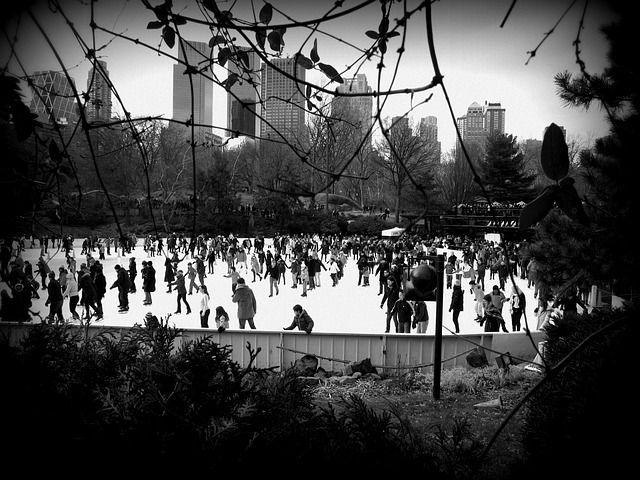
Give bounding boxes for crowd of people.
[1,230,588,333]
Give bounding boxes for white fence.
[1,322,546,374]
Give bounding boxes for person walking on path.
[283,304,314,334]
[232,277,257,329]
[44,271,64,324]
[170,269,191,315]
[412,300,429,333]
[449,279,464,333]
[199,284,210,328]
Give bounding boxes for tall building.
[173,39,213,141]
[259,57,306,143]
[29,70,78,126]
[85,60,112,123]
[333,74,373,144]
[419,115,441,161]
[226,47,260,138]
[484,102,505,136]
[456,101,506,152]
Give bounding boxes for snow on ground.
[3,239,543,335]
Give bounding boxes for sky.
[1,0,619,153]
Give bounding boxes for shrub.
[514,307,635,479]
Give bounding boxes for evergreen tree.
[525,0,638,300]
[478,132,536,203]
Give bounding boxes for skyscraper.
[226,47,260,138]
[29,70,78,126]
[85,60,112,123]
[333,74,373,144]
[259,57,306,143]
[456,101,506,152]
[419,116,441,162]
[172,39,213,141]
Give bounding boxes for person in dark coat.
[380,275,400,333]
[169,269,191,315]
[110,264,131,312]
[164,256,175,293]
[93,264,106,318]
[44,271,64,324]
[449,279,464,333]
[142,260,156,306]
[283,304,314,334]
[391,292,414,334]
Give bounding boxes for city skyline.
[3,0,618,153]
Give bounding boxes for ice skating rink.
[2,239,543,335]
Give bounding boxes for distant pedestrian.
[141,260,156,306]
[110,264,131,313]
[250,253,262,282]
[224,266,240,293]
[449,279,464,333]
[380,275,400,333]
[266,259,280,297]
[44,271,64,324]
[63,270,80,321]
[186,262,198,295]
[469,280,485,322]
[392,291,414,334]
[128,257,137,293]
[232,277,257,329]
[412,300,428,333]
[199,284,210,328]
[164,256,175,293]
[79,263,102,320]
[509,285,526,332]
[170,269,191,315]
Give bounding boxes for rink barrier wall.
[0,322,546,374]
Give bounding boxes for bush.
[0,321,445,476]
[514,307,635,479]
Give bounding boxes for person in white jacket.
[63,271,80,320]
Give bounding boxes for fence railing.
[1,322,546,375]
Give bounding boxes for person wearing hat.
[144,311,159,330]
[448,279,464,333]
